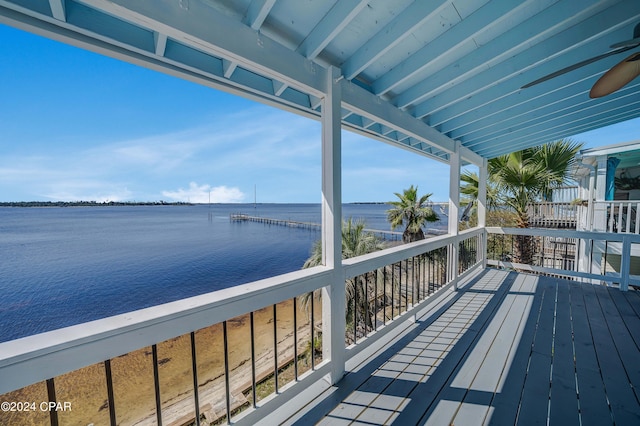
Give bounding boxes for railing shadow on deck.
[288,268,517,425]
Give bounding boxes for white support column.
[590,156,608,282]
[448,142,461,289]
[478,158,488,268]
[587,170,596,231]
[593,156,608,232]
[321,66,345,384]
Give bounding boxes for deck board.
[622,290,640,317]
[594,286,640,406]
[487,275,543,426]
[411,274,513,426]
[454,288,532,425]
[548,279,580,426]
[583,285,640,425]
[515,278,555,426]
[568,283,613,426]
[279,271,640,426]
[608,289,640,349]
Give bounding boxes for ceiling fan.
[522,22,640,98]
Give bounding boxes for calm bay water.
[0,203,447,342]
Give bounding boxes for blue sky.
[1,24,638,204]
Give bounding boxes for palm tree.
[386,185,439,243]
[487,139,582,263]
[302,218,387,340]
[460,170,503,225]
[302,217,386,268]
[490,139,582,228]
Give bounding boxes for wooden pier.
[229,214,407,241]
[230,213,321,231]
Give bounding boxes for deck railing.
[594,200,640,234]
[341,228,483,349]
[487,227,640,290]
[0,228,483,426]
[526,202,577,228]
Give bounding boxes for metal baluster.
[465,238,469,269]
[428,253,432,294]
[410,257,415,307]
[104,360,117,426]
[273,305,279,393]
[491,232,496,260]
[391,264,395,319]
[434,250,438,291]
[310,293,315,370]
[475,236,478,266]
[374,269,378,331]
[429,251,437,294]
[152,345,163,426]
[250,312,257,407]
[46,378,59,426]
[365,272,369,336]
[424,253,428,296]
[223,322,231,424]
[417,255,421,302]
[190,333,200,426]
[419,254,424,301]
[403,259,407,312]
[603,241,608,277]
[383,267,387,325]
[293,297,298,380]
[353,275,358,343]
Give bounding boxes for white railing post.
[478,158,488,268]
[321,66,345,384]
[448,142,461,289]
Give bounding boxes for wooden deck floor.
[284,269,640,425]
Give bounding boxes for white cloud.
[162,182,245,203]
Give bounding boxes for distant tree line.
[0,201,192,207]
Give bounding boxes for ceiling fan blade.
[521,46,634,89]
[610,37,640,49]
[590,52,640,98]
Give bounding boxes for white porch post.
[587,170,596,231]
[478,158,488,268]
[448,142,461,289]
[590,156,607,281]
[593,156,608,232]
[321,66,345,384]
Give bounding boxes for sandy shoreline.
[0,298,321,426]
